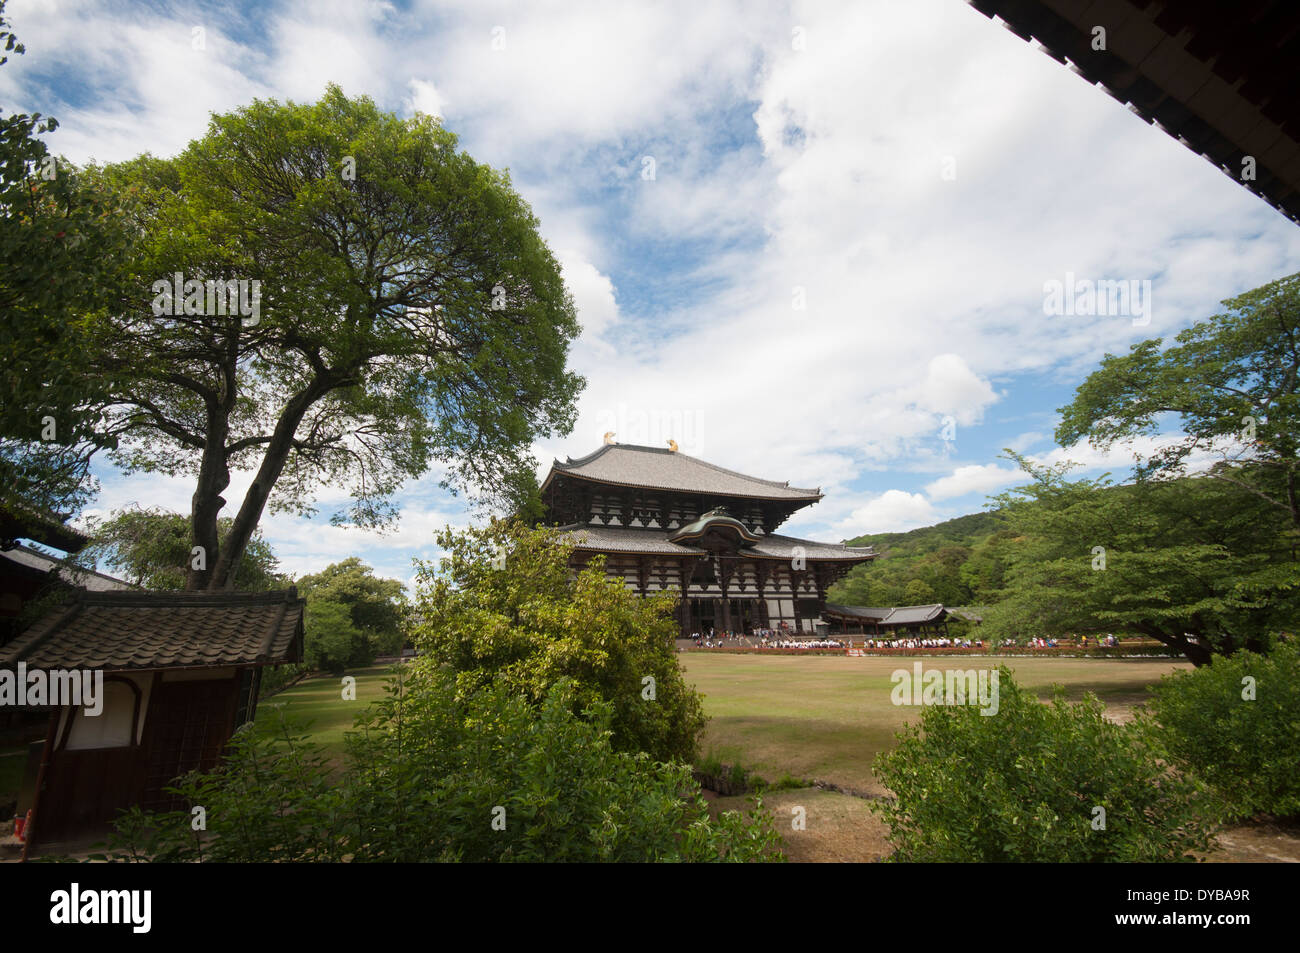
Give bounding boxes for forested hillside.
[830,509,1012,608]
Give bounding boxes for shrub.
[95,669,782,863]
[872,667,1216,862]
[1145,639,1300,821]
[770,772,810,792]
[412,519,707,763]
[257,662,307,699]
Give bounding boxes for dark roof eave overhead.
[0,503,90,554]
[967,0,1300,226]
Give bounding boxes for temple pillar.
[677,558,694,637]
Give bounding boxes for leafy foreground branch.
[90,670,783,863]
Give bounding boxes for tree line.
[833,272,1300,666]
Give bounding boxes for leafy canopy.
[831,510,1008,609]
[0,0,135,517]
[298,558,407,672]
[8,85,583,588]
[980,456,1298,664]
[81,506,284,591]
[1057,271,1300,534]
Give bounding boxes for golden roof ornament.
[603,431,616,445]
[667,439,679,452]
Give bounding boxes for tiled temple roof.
[543,444,823,501]
[558,524,874,562]
[560,524,706,555]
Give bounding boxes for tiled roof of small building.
[543,444,823,501]
[824,603,947,625]
[823,604,893,621]
[0,588,304,671]
[883,604,947,625]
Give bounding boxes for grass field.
[254,663,402,764]
[685,653,1300,862]
[247,653,1300,862]
[680,653,1191,794]
[254,655,1192,796]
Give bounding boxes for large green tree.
[82,506,285,591]
[1057,272,1300,536]
[981,457,1297,664]
[8,85,582,588]
[298,557,407,671]
[0,1,133,518]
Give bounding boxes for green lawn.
[681,653,1190,795]
[254,663,403,764]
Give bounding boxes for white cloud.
[913,354,1000,424]
[14,0,1300,558]
[924,463,1021,501]
[557,251,620,341]
[1006,430,1049,453]
[406,78,446,118]
[832,490,939,537]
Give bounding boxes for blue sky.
[5,0,1299,587]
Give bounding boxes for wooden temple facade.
[541,441,875,637]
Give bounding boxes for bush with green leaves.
[412,519,707,763]
[257,662,308,699]
[95,668,782,863]
[1145,640,1300,821]
[872,667,1216,862]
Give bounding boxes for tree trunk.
[187,411,231,591]
[1137,623,1212,666]
[207,377,332,590]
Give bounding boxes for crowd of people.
[687,630,1122,651]
[685,625,1129,652]
[764,637,844,649]
[1014,634,1120,648]
[859,636,981,649]
[690,629,741,648]
[688,627,846,650]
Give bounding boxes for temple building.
[541,438,876,637]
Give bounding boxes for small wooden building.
[2,587,303,850]
[823,602,951,638]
